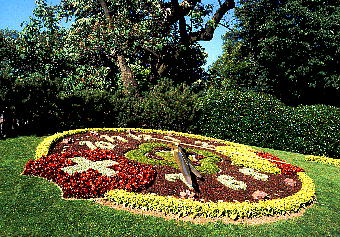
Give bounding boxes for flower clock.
[23,128,315,222]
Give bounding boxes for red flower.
[23,149,156,199]
[255,151,304,174]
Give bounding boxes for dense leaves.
[57,0,234,93]
[213,0,340,105]
[197,89,340,158]
[1,0,233,136]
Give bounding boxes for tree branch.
[97,0,138,95]
[163,0,201,28]
[172,1,190,43]
[189,0,235,42]
[141,45,161,59]
[98,0,113,27]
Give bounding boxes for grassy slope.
[0,136,339,237]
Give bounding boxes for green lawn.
[1,136,339,236]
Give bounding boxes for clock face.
[24,129,304,203]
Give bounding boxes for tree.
[0,1,70,136]
[58,0,236,94]
[0,29,21,136]
[209,31,252,88]
[217,0,339,105]
[15,0,72,83]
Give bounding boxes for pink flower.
[252,190,269,200]
[284,178,297,187]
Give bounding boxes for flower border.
[305,155,340,167]
[105,172,314,220]
[34,128,315,219]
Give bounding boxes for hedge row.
[1,77,338,158]
[0,79,198,137]
[197,89,339,159]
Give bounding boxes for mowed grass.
[1,136,339,236]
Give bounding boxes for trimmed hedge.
[2,75,338,160]
[197,89,340,159]
[134,79,199,132]
[1,79,199,137]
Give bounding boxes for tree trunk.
[98,0,138,96]
[116,54,138,96]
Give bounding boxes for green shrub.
[197,89,340,158]
[49,79,200,134]
[119,79,199,132]
[286,105,340,158]
[7,73,61,135]
[55,90,119,130]
[1,77,200,137]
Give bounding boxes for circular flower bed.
[23,128,315,220]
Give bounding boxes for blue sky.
[0,0,234,67]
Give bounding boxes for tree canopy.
[53,0,236,94]
[213,0,339,105]
[1,0,236,95]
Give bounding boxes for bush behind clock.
[1,78,338,159]
[197,89,339,159]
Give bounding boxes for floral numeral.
[78,141,116,150]
[194,140,215,149]
[127,133,153,141]
[96,141,116,150]
[164,136,181,143]
[79,141,97,150]
[101,135,128,143]
[239,168,269,181]
[217,175,247,190]
[165,173,193,189]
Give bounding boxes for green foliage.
[55,90,117,130]
[0,29,19,108]
[197,89,340,158]
[189,148,221,174]
[125,143,174,166]
[11,73,61,134]
[18,1,70,81]
[0,75,200,137]
[209,32,252,88]
[0,25,62,136]
[118,79,200,132]
[157,44,207,86]
[139,80,200,132]
[59,0,209,87]
[125,142,221,174]
[2,0,213,99]
[216,0,340,105]
[61,65,113,91]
